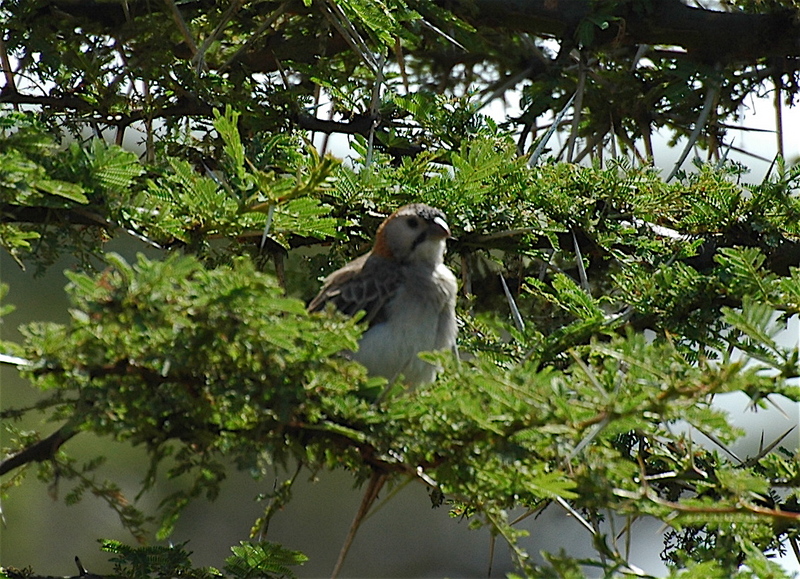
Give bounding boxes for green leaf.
[33,177,89,203]
[224,541,308,579]
[214,106,246,183]
[86,139,144,192]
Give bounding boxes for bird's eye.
[407,217,419,229]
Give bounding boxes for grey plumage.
[309,204,457,385]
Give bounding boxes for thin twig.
[691,425,743,464]
[614,486,800,523]
[790,535,800,566]
[714,137,734,170]
[0,36,19,98]
[572,229,589,292]
[418,18,466,51]
[566,53,587,163]
[570,128,609,164]
[194,0,245,72]
[487,534,496,577]
[774,73,784,159]
[311,80,323,150]
[164,0,199,58]
[363,475,414,521]
[666,72,720,181]
[529,91,576,166]
[220,1,291,72]
[630,44,650,71]
[720,141,774,164]
[569,415,611,459]
[509,501,549,526]
[640,121,654,162]
[610,123,646,165]
[365,54,386,168]
[743,426,796,467]
[320,0,378,73]
[394,36,409,93]
[517,120,536,156]
[320,100,335,156]
[255,461,304,540]
[0,353,31,366]
[479,65,534,111]
[624,514,633,562]
[499,274,525,332]
[331,470,387,578]
[460,253,472,298]
[760,152,781,185]
[482,507,533,571]
[259,204,276,250]
[555,496,596,535]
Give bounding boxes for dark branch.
[0,92,96,112]
[0,422,81,476]
[1,205,110,226]
[4,569,110,579]
[0,93,215,128]
[295,113,375,136]
[4,555,113,579]
[18,0,800,67]
[444,0,800,62]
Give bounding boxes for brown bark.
[0,422,80,476]
[22,0,800,64]
[442,0,800,62]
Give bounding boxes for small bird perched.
[309,203,458,386]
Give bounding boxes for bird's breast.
[380,264,457,354]
[352,263,457,385]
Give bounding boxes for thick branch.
[0,92,378,138]
[21,0,800,65]
[0,422,80,476]
[295,112,374,136]
[4,557,108,579]
[444,0,800,62]
[4,569,108,579]
[5,201,800,279]
[0,93,215,128]
[1,205,110,226]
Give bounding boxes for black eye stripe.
[410,231,428,251]
[407,217,420,228]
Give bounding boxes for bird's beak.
[430,215,451,239]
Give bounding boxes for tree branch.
[4,557,108,579]
[0,421,81,476]
[444,0,800,62]
[1,205,110,226]
[295,112,374,136]
[21,0,800,66]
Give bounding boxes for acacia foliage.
[3,105,800,576]
[3,0,800,577]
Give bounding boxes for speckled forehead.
[395,203,447,222]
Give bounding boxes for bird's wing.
[308,254,402,326]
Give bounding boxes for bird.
[309,203,458,386]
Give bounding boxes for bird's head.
[372,204,451,266]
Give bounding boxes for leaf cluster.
[4,102,800,575]
[3,0,800,573]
